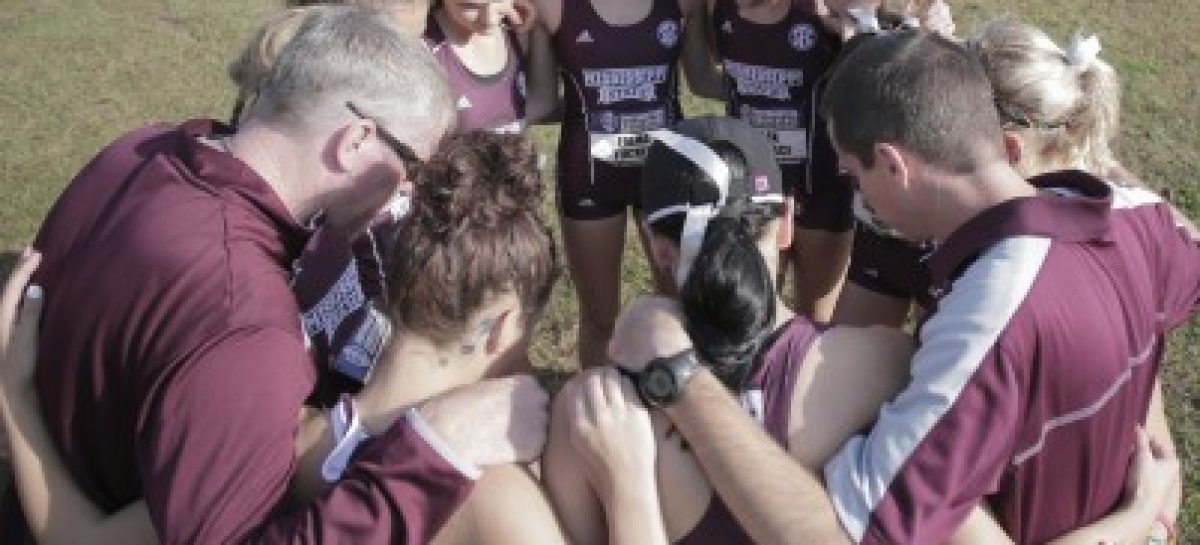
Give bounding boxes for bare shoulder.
[785,325,915,467]
[817,325,915,369]
[804,325,914,402]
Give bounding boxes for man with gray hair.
[1,6,549,544]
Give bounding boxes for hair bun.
[413,132,543,240]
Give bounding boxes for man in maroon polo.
[605,30,1197,544]
[1,7,549,544]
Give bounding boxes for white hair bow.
[1066,34,1102,67]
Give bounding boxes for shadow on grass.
[0,251,18,281]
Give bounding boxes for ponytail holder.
[1065,34,1101,67]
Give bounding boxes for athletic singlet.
[712,0,839,168]
[675,316,824,545]
[292,204,408,406]
[424,18,526,134]
[553,0,684,170]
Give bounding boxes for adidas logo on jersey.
[457,96,472,110]
[576,30,594,43]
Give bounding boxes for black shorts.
[556,158,642,220]
[555,126,643,220]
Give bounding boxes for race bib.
[739,106,808,164]
[588,109,668,166]
[589,132,653,165]
[765,128,808,164]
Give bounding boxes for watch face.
[643,365,677,402]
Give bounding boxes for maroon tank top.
[424,18,526,134]
[711,0,839,167]
[675,316,824,545]
[552,0,684,169]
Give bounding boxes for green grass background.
[0,0,1196,540]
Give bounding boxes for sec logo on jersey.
[658,19,680,48]
[789,23,817,51]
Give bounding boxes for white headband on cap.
[647,129,731,289]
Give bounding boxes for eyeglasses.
[994,100,1069,131]
[345,101,423,175]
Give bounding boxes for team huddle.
[0,0,1195,544]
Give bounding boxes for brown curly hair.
[386,132,560,346]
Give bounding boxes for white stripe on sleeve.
[823,236,1051,541]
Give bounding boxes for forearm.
[605,484,669,545]
[1146,380,1182,521]
[523,25,561,124]
[0,389,156,545]
[1046,505,1157,545]
[665,369,851,545]
[950,501,1156,545]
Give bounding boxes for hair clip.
[1065,34,1101,67]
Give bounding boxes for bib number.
[765,128,808,164]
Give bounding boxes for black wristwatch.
[628,349,700,408]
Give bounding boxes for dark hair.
[821,30,1005,174]
[387,132,560,345]
[648,142,784,388]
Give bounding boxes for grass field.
[1,0,1197,540]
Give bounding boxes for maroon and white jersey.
[424,18,526,134]
[675,317,823,545]
[553,0,684,169]
[711,0,838,167]
[825,171,1200,544]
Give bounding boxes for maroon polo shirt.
[0,120,473,544]
[825,171,1199,544]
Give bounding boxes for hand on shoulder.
[609,296,692,373]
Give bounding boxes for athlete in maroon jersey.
[423,0,555,134]
[541,116,1178,545]
[530,0,706,368]
[0,133,570,545]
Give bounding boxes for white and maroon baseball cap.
[641,116,785,287]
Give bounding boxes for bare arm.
[607,297,851,544]
[0,250,159,545]
[678,0,724,100]
[522,23,562,124]
[1145,379,1182,526]
[570,368,670,545]
[521,0,562,125]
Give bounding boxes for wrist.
[353,388,406,437]
[605,475,661,513]
[663,366,717,418]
